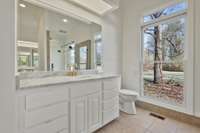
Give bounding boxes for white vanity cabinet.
[70,81,102,133]
[102,78,120,125]
[71,97,88,133]
[88,92,102,132]
[17,76,121,133]
[17,85,70,133]
[71,93,102,133]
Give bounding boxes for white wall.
[121,0,171,91]
[194,0,200,117]
[0,0,16,133]
[102,9,122,74]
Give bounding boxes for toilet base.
[120,102,136,115]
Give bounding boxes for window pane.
[33,52,39,67]
[95,33,103,67]
[65,44,75,66]
[143,27,155,64]
[80,46,87,64]
[143,17,185,106]
[144,63,184,104]
[144,2,187,23]
[161,18,185,62]
[19,55,30,66]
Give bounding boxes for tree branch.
[162,37,179,53]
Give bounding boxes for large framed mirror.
[17,0,103,73]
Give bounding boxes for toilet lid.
[120,89,139,96]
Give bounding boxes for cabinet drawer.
[26,88,69,111]
[103,90,118,100]
[70,81,101,98]
[103,78,120,91]
[25,116,68,133]
[25,102,68,128]
[103,107,119,125]
[103,97,119,110]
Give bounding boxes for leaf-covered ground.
[143,70,184,105]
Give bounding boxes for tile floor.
[95,108,200,133]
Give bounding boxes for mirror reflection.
[17,0,103,72]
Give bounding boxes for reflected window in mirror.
[33,50,39,68]
[79,46,88,70]
[18,54,30,66]
[95,33,103,71]
[65,43,75,68]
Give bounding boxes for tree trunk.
[153,26,162,83]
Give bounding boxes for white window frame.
[139,1,194,114]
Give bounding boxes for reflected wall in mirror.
[17,0,103,72]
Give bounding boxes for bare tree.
[144,12,163,83]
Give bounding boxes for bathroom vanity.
[17,74,121,133]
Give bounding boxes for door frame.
[75,40,91,70]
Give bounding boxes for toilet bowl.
[119,89,139,115]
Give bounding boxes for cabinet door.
[71,97,88,133]
[88,92,102,133]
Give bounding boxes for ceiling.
[66,0,119,15]
[18,1,101,43]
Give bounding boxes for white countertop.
[18,74,120,89]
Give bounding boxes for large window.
[142,2,187,106]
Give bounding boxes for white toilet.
[119,89,139,115]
